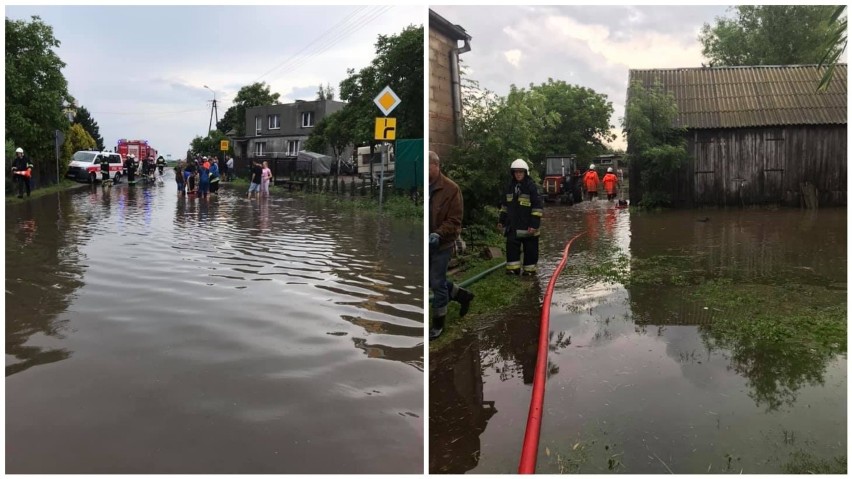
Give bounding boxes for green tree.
[72,106,104,151]
[189,130,232,158]
[339,24,423,143]
[699,6,841,66]
[818,6,847,91]
[6,15,72,185]
[216,82,281,135]
[444,78,542,226]
[525,78,615,171]
[60,124,96,174]
[305,109,352,160]
[623,80,689,208]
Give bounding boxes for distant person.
[428,151,474,340]
[498,159,543,276]
[602,167,618,201]
[261,161,272,196]
[247,160,262,199]
[125,154,137,184]
[226,156,234,181]
[175,163,186,196]
[100,154,110,183]
[209,158,220,194]
[198,160,210,199]
[583,163,600,201]
[10,147,32,198]
[156,156,166,176]
[187,160,197,194]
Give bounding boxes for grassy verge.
[5,179,86,204]
[429,253,537,350]
[222,177,422,220]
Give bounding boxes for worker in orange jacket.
[602,167,619,201]
[583,164,600,201]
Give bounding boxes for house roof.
[628,64,847,129]
[429,9,471,42]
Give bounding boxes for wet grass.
[586,248,847,411]
[222,178,422,220]
[429,256,537,351]
[303,193,423,220]
[5,180,86,204]
[781,452,847,474]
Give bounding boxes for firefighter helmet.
[510,159,529,173]
[589,164,596,170]
[15,147,23,153]
[607,167,613,172]
[128,154,135,159]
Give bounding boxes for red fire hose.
[518,232,585,474]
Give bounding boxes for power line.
[253,5,370,82]
[270,6,394,83]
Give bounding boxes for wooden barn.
[627,65,847,208]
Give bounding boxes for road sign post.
[373,86,401,212]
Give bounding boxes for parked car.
[66,151,124,183]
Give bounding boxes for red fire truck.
[116,139,158,161]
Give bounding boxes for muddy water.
[430,201,846,474]
[6,175,423,474]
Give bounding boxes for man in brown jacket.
[429,151,474,340]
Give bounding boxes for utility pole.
[204,85,219,132]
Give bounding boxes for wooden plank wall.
[679,125,847,207]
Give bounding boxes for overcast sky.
[431,5,736,150]
[6,5,423,159]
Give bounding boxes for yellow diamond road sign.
[373,85,401,116]
[375,117,397,141]
[220,140,229,151]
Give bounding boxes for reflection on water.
[429,202,846,474]
[6,178,423,474]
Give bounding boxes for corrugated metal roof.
[628,65,847,129]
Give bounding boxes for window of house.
[255,142,266,157]
[268,114,280,130]
[301,112,314,128]
[255,116,262,135]
[287,140,300,156]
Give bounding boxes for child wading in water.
[261,161,272,196]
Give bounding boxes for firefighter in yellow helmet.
[497,159,543,276]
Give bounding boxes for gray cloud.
[433,5,732,149]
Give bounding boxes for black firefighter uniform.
[499,177,543,274]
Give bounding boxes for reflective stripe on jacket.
[498,175,542,234]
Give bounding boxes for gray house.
[627,64,847,207]
[236,99,346,163]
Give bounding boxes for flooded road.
[6,174,423,474]
[430,202,846,474]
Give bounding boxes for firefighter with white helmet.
[583,163,601,201]
[603,166,619,201]
[11,147,32,198]
[497,159,543,276]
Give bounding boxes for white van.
[356,145,395,179]
[67,151,124,183]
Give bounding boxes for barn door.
[761,133,784,203]
[693,138,716,204]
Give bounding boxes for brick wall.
[429,29,458,160]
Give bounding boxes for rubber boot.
[456,288,475,318]
[429,316,445,340]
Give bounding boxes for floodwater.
[430,201,846,474]
[6,173,424,474]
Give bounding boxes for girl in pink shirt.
[261,161,272,195]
